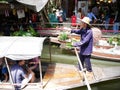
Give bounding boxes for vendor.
[71,17,93,76]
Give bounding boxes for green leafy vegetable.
[12,26,39,36]
[58,32,68,41]
[107,35,120,45]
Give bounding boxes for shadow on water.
[41,44,120,90]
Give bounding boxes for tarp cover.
[16,0,48,12]
[0,37,46,60]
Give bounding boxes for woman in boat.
[71,17,93,75]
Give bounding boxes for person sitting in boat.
[70,17,94,76]
[10,60,35,90]
[0,58,9,82]
[28,57,40,78]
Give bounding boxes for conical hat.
[81,17,91,25]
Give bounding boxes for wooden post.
[38,56,43,89]
[49,38,52,62]
[4,57,15,90]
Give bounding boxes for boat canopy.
[0,36,46,60]
[16,0,48,12]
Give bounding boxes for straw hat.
[81,17,91,25]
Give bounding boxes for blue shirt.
[11,64,26,84]
[2,67,7,74]
[71,28,93,55]
[87,12,97,22]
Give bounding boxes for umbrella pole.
[4,57,15,90]
[74,48,92,90]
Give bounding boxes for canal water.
[41,44,120,90]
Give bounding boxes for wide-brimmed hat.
[81,17,91,25]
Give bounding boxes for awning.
[0,36,46,60]
[16,0,48,12]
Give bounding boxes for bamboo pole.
[74,48,92,90]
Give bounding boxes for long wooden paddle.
[74,47,92,90]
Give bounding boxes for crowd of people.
[72,3,120,34]
[41,2,119,34]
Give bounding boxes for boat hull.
[92,45,120,62]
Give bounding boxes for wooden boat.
[37,27,63,37]
[50,37,120,62]
[1,62,120,90]
[42,62,120,90]
[0,37,120,90]
[92,45,120,62]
